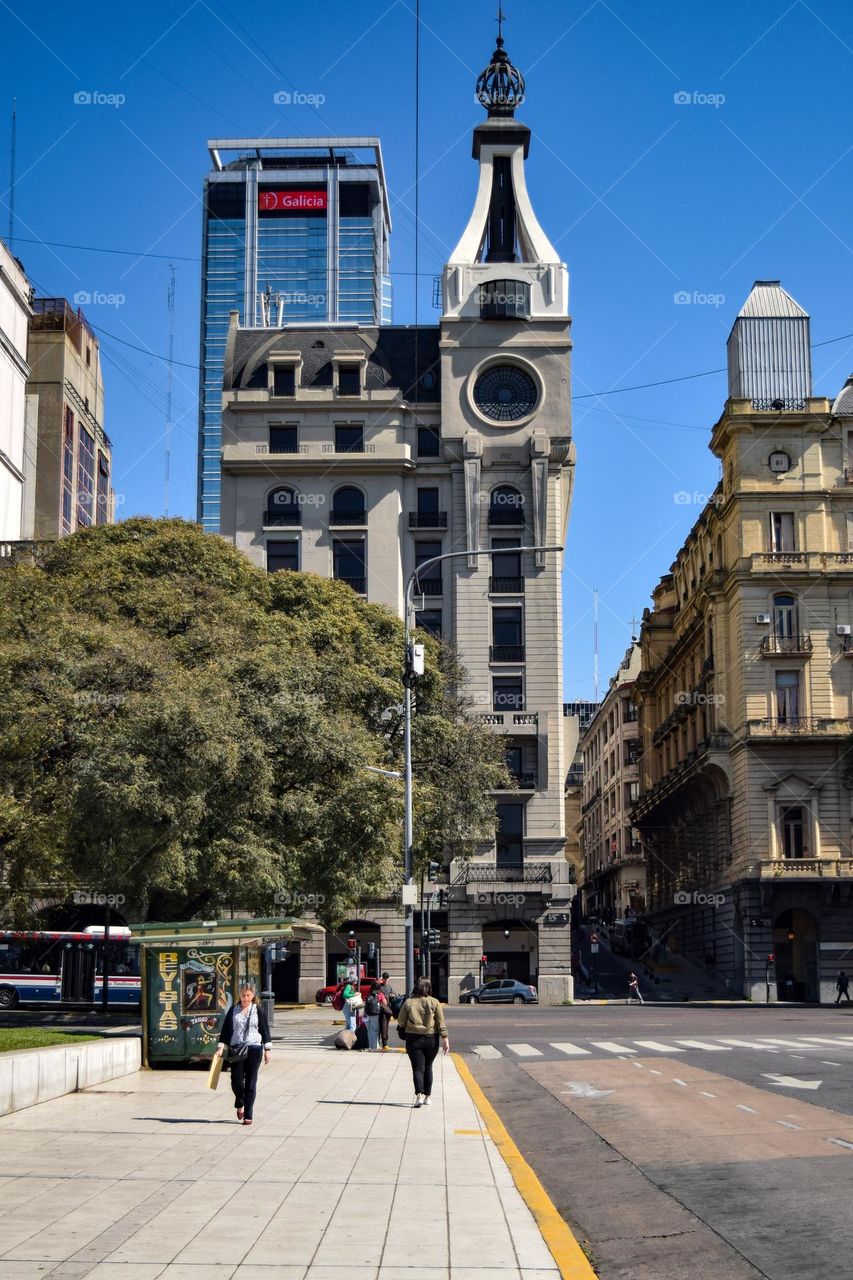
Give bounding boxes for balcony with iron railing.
[408,511,448,529]
[498,771,537,791]
[329,508,367,526]
[263,507,302,527]
[453,861,553,886]
[414,577,443,597]
[746,716,853,738]
[490,644,525,663]
[489,576,525,594]
[760,633,813,656]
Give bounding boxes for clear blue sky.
[3,1,852,696]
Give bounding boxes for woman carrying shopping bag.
[396,977,449,1107]
[215,984,271,1125]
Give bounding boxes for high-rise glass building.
[197,138,392,530]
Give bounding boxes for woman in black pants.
[397,977,449,1107]
[215,984,271,1125]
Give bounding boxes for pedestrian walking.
[626,971,644,1005]
[342,977,358,1030]
[378,972,394,1050]
[836,971,852,1005]
[363,980,383,1051]
[215,984,271,1125]
[396,976,449,1107]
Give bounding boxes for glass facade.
[197,144,392,532]
[61,406,74,535]
[76,425,96,528]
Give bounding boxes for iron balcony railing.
[760,633,813,655]
[488,507,526,526]
[336,576,366,594]
[330,508,367,526]
[264,507,302,526]
[453,862,553,885]
[489,576,525,594]
[414,577,443,596]
[500,772,537,790]
[408,511,448,529]
[747,716,853,736]
[490,644,525,663]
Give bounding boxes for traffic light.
[481,954,488,964]
[347,936,357,951]
[427,860,441,881]
[414,947,421,961]
[427,929,441,949]
[367,942,376,960]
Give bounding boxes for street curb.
[452,1052,597,1280]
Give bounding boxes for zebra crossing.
[272,1028,336,1051]
[468,1034,853,1061]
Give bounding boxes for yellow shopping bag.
[207,1052,224,1090]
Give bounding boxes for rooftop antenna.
[593,588,600,702]
[8,99,16,249]
[163,264,175,518]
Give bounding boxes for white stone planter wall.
[0,1036,141,1116]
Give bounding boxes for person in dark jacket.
[396,977,449,1107]
[379,972,394,1050]
[215,984,271,1125]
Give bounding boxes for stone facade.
[633,281,853,1003]
[219,39,576,1003]
[0,242,33,542]
[579,645,646,921]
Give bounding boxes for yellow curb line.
[452,1053,597,1279]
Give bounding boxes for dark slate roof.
[227,325,441,400]
[832,374,853,417]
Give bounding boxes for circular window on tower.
[472,364,539,423]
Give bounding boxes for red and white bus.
[0,927,141,1008]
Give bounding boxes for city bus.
[0,926,141,1008]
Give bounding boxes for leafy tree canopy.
[0,520,506,927]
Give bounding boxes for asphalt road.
[453,1003,853,1280]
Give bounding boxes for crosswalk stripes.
[274,1031,334,1050]
[469,1034,853,1061]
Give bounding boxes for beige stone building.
[0,241,34,542]
[579,646,645,921]
[633,281,853,1002]
[27,298,114,536]
[219,35,576,1002]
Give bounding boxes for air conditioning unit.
[837,625,852,636]
[755,614,771,625]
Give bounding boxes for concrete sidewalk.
[0,1047,572,1279]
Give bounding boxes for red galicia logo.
[259,190,328,211]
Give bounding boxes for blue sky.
[3,0,852,696]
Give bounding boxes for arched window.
[330,486,366,526]
[489,484,525,526]
[265,487,300,526]
[773,593,798,639]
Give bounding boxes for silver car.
[465,979,538,1005]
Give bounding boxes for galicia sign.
[259,190,327,212]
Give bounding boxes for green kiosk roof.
[130,916,324,947]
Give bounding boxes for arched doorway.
[482,920,537,985]
[773,908,818,1002]
[326,920,381,984]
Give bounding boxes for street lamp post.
[401,543,563,996]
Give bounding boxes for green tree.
[0,519,505,927]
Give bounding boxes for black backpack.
[365,990,380,1016]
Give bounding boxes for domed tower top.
[476,7,525,118]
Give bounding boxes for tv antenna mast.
[163,265,176,518]
[8,99,16,248]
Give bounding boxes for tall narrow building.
[198,138,393,532]
[219,31,575,1003]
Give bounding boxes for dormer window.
[267,352,301,398]
[337,364,361,396]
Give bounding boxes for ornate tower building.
[219,27,575,1003]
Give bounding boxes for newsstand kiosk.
[133,917,324,1066]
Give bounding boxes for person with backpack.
[396,977,449,1107]
[214,984,271,1125]
[378,972,394,1050]
[363,980,383,1051]
[334,977,358,1030]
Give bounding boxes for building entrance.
[773,908,818,1002]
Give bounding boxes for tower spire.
[476,9,525,118]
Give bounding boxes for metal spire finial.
[497,4,505,45]
[476,8,525,117]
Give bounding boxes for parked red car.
[315,978,379,1006]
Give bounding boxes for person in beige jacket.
[396,977,450,1107]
